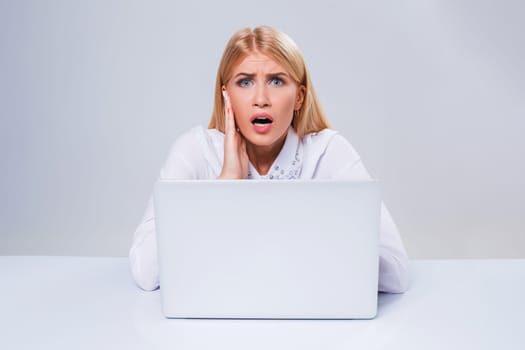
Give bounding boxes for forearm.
[378,204,410,293]
[129,198,160,291]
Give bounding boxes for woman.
[130,26,409,293]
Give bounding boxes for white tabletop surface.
[1,256,524,349]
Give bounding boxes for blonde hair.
[208,26,330,138]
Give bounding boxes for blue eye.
[269,77,284,86]
[237,78,252,87]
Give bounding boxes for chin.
[243,132,279,146]
[245,135,272,146]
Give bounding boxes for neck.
[246,132,288,176]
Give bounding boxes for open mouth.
[251,114,273,126]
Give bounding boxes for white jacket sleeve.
[129,197,159,291]
[315,134,410,293]
[129,130,204,291]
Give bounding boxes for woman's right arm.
[129,133,202,291]
[129,197,158,290]
[131,90,246,290]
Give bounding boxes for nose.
[252,84,270,109]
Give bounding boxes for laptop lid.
[154,180,381,319]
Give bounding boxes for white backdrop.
[1,0,524,258]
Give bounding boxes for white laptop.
[154,180,381,319]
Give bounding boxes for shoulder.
[300,129,363,179]
[301,128,338,147]
[168,125,223,153]
[172,125,207,147]
[168,125,203,151]
[160,126,219,177]
[302,129,359,159]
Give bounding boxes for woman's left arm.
[314,133,410,293]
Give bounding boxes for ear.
[295,85,306,110]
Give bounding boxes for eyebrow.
[233,72,289,79]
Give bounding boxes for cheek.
[273,91,297,114]
[229,93,250,115]
[228,98,241,117]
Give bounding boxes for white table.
[1,257,524,349]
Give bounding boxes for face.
[224,52,305,149]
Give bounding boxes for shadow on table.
[129,288,414,349]
[376,292,406,318]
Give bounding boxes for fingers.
[222,89,235,137]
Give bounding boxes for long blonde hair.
[208,26,330,138]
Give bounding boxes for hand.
[217,89,249,179]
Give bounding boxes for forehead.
[232,52,286,73]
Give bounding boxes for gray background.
[1,0,524,258]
